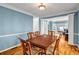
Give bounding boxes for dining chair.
[27,32,41,52]
[27,31,40,40]
[17,36,32,55]
[64,34,68,41]
[52,31,55,36]
[48,31,52,36]
[52,35,61,55]
[48,31,55,36]
[27,32,34,40]
[35,31,40,37]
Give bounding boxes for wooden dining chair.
[35,31,40,37]
[52,35,61,55]
[48,31,55,36]
[27,32,34,40]
[27,31,40,40]
[48,31,52,36]
[17,36,32,55]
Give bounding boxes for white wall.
[40,19,48,35]
[33,17,39,32]
[68,13,74,44]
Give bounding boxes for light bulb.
[39,6,45,10]
[38,3,46,10]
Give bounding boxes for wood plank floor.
[0,45,53,55]
[0,46,23,55]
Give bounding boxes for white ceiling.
[48,15,69,22]
[1,3,79,18]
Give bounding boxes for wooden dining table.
[28,35,56,54]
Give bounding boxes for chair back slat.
[35,31,40,37]
[27,32,34,39]
[27,31,40,40]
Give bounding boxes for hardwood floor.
[58,35,79,55]
[0,45,53,55]
[0,46,23,55]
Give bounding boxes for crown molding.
[0,4,36,17]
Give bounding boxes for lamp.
[38,3,46,10]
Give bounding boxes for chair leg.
[28,42,32,55]
[38,48,46,55]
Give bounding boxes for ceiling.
[48,15,69,22]
[1,3,79,18]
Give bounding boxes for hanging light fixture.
[38,3,46,10]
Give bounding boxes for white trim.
[0,4,36,17]
[0,32,28,38]
[0,44,21,53]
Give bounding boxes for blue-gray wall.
[74,11,79,45]
[0,6,33,51]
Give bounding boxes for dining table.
[28,34,56,54]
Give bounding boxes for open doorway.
[40,14,75,45]
[48,15,69,41]
[40,15,69,41]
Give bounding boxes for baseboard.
[0,44,21,53]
